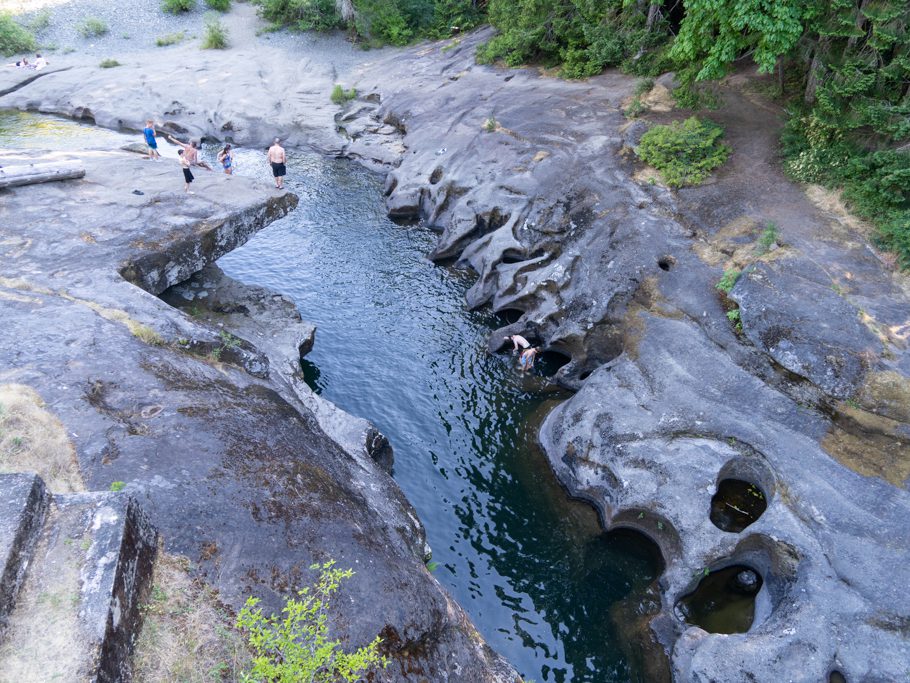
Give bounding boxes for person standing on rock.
[143,120,161,161]
[520,346,539,373]
[267,138,286,189]
[167,135,212,171]
[178,149,194,193]
[217,144,234,175]
[505,334,531,353]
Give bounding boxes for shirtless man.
[504,334,531,353]
[167,136,212,170]
[267,138,286,189]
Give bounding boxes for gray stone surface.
[339,30,910,682]
[0,486,157,683]
[0,148,516,680]
[0,474,49,633]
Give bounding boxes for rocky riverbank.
[2,6,909,682]
[340,29,910,682]
[0,147,516,680]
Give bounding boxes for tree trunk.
[846,0,870,51]
[336,0,355,23]
[646,1,660,32]
[0,162,85,189]
[804,38,827,105]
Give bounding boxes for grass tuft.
[156,31,185,46]
[78,17,108,38]
[201,13,228,49]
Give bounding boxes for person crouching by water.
[267,138,286,189]
[505,334,531,354]
[178,149,194,193]
[143,120,161,161]
[217,144,234,175]
[520,346,539,373]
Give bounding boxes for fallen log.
[0,161,86,189]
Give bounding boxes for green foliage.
[478,0,668,78]
[99,58,121,68]
[205,0,231,11]
[162,0,196,14]
[0,13,36,55]
[330,84,357,104]
[202,13,228,49]
[716,268,742,294]
[254,0,342,31]
[756,222,779,254]
[78,17,109,38]
[236,561,388,682]
[156,31,185,46]
[483,116,498,132]
[636,117,731,187]
[26,11,51,33]
[110,481,126,492]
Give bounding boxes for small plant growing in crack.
[109,481,126,492]
[483,116,498,132]
[716,268,741,294]
[726,308,743,332]
[755,222,779,255]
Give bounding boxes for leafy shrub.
[756,223,779,254]
[99,58,121,68]
[156,31,185,46]
[162,0,195,14]
[205,0,231,10]
[0,13,36,55]
[26,11,51,33]
[330,84,356,104]
[255,0,342,31]
[201,13,228,49]
[716,269,741,294]
[236,561,388,682]
[636,117,730,187]
[78,17,108,38]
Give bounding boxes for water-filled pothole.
[677,565,762,634]
[536,350,571,377]
[495,308,525,325]
[829,670,847,683]
[710,479,767,532]
[501,249,526,264]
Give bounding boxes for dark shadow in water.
[300,358,324,395]
[677,565,761,634]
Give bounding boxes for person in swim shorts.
[178,149,194,193]
[217,144,234,175]
[143,120,161,161]
[267,137,286,189]
[520,346,539,373]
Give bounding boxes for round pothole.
[710,479,767,533]
[657,255,675,271]
[495,308,524,325]
[535,350,571,377]
[829,671,847,683]
[677,564,763,634]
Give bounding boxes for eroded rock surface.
[0,149,516,681]
[338,30,910,682]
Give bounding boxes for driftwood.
[0,161,85,189]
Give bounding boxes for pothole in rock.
[710,479,767,533]
[829,671,847,683]
[495,308,525,325]
[676,565,763,634]
[429,167,443,185]
[657,255,675,271]
[501,249,526,264]
[536,350,571,377]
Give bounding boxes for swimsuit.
[143,128,157,149]
[520,353,534,369]
[270,161,286,177]
[222,154,232,170]
[182,165,194,183]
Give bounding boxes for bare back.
[268,144,286,164]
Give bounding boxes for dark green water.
[0,111,662,682]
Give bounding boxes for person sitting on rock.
[14,57,30,68]
[33,54,48,71]
[505,334,531,353]
[520,346,539,373]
